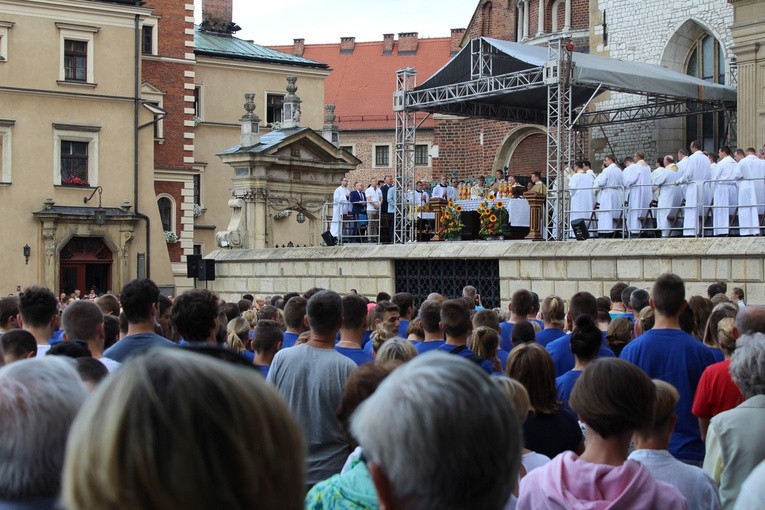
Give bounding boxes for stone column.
[537,0,544,36]
[728,0,765,148]
[523,2,529,39]
[41,222,57,290]
[564,0,571,31]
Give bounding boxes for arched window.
[157,196,173,232]
[685,34,725,150]
[481,2,493,36]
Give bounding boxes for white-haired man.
[351,352,522,510]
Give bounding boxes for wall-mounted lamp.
[23,244,30,265]
[83,186,106,225]
[296,211,306,223]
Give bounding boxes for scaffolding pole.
[393,67,417,244]
[544,38,573,241]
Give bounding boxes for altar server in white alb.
[653,155,683,238]
[568,161,595,238]
[330,177,351,239]
[594,155,624,236]
[712,146,740,236]
[432,176,455,201]
[736,148,764,236]
[623,151,653,236]
[674,140,711,236]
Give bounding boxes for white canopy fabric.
[416,37,736,105]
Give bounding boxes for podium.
[524,192,544,240]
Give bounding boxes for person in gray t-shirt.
[266,290,356,486]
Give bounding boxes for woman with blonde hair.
[226,316,254,363]
[375,338,418,364]
[692,317,743,440]
[468,326,503,374]
[62,349,304,510]
[630,380,721,509]
[536,296,566,347]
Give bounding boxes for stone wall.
[207,237,765,306]
[589,0,734,164]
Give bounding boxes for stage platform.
[207,237,765,306]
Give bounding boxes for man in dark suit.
[380,175,393,243]
[349,181,366,242]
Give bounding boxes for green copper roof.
[195,28,328,69]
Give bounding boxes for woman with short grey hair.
[704,333,765,509]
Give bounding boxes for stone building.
[0,0,174,295]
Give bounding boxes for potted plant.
[477,197,507,240]
[164,231,179,243]
[441,200,464,240]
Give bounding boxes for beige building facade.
[0,0,174,295]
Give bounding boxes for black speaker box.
[321,230,337,246]
[186,254,202,278]
[571,218,589,241]
[198,259,216,281]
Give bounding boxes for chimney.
[450,28,466,55]
[383,33,394,55]
[201,0,239,34]
[340,36,355,54]
[293,38,305,57]
[240,92,260,147]
[398,32,418,55]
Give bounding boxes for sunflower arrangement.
[441,200,464,239]
[478,199,508,239]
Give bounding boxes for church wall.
[589,0,734,165]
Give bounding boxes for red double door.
[59,237,113,296]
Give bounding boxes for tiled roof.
[270,38,454,131]
[195,29,328,69]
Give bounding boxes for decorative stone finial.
[322,103,339,147]
[240,92,261,146]
[281,76,302,129]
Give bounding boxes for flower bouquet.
[477,197,508,239]
[63,175,88,186]
[164,231,179,243]
[441,200,464,240]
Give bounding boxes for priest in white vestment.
[736,149,763,236]
[674,141,711,236]
[623,152,653,236]
[330,178,351,238]
[594,155,624,236]
[712,148,740,236]
[568,163,595,238]
[653,156,683,237]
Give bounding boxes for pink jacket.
[517,452,687,510]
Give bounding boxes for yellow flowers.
[455,205,463,213]
[489,214,497,223]
[487,193,496,201]
[495,200,504,209]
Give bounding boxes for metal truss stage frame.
[393,37,737,242]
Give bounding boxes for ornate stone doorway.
[59,237,113,295]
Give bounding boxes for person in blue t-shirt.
[392,292,415,338]
[281,296,308,348]
[472,309,509,369]
[335,294,374,365]
[556,314,602,410]
[415,299,445,354]
[252,319,283,377]
[434,299,493,375]
[536,296,567,347]
[620,272,716,463]
[499,289,535,352]
[546,291,615,377]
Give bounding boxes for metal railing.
[321,202,382,245]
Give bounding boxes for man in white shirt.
[432,177,454,201]
[653,155,683,237]
[568,161,595,238]
[365,180,382,242]
[736,148,764,236]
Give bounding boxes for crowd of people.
[0,274,763,509]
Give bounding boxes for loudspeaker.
[186,254,202,278]
[198,259,216,281]
[571,218,589,241]
[321,230,337,246]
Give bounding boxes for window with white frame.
[141,18,158,55]
[57,23,99,85]
[157,195,175,233]
[53,125,99,187]
[414,144,429,166]
[0,21,14,62]
[374,145,390,167]
[0,120,13,183]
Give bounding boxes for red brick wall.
[571,0,588,30]
[465,0,518,42]
[433,118,517,179]
[154,180,184,262]
[202,0,232,26]
[142,0,194,172]
[508,133,547,176]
